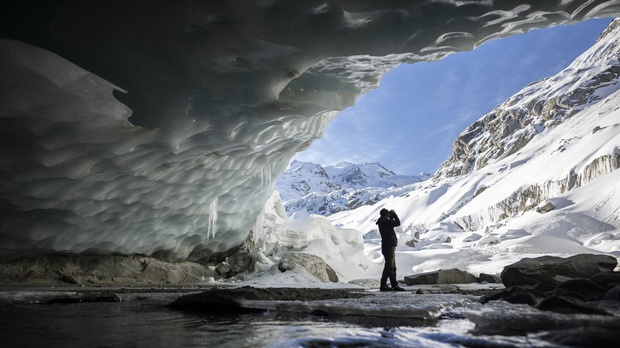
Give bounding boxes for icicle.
[256,163,276,187]
[207,198,218,239]
[253,205,265,243]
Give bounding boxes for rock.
[170,286,367,312]
[215,263,233,279]
[536,201,556,213]
[229,252,254,274]
[535,295,611,315]
[552,279,607,301]
[589,271,620,288]
[503,292,540,305]
[403,268,477,285]
[278,252,338,283]
[0,254,214,285]
[480,286,544,305]
[604,285,620,300]
[478,273,502,283]
[534,280,560,292]
[500,254,618,287]
[541,327,620,348]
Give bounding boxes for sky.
[293,18,614,176]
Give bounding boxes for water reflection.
[0,300,589,348]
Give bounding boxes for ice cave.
[2,0,620,261]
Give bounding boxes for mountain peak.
[276,160,430,217]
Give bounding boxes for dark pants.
[381,244,397,287]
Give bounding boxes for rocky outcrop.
[278,252,339,283]
[435,48,620,181]
[455,151,620,231]
[500,254,618,287]
[478,273,502,284]
[432,19,620,232]
[483,254,620,316]
[403,268,478,285]
[0,254,214,285]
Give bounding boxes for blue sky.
[293,18,614,176]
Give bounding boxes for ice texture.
[1,1,620,260]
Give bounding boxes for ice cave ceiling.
[1,0,620,261]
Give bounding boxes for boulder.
[501,254,618,287]
[552,279,607,301]
[215,263,233,279]
[478,273,502,283]
[604,285,620,300]
[480,286,545,305]
[403,268,477,285]
[278,252,338,282]
[589,271,620,288]
[536,201,556,213]
[535,295,611,315]
[229,252,254,274]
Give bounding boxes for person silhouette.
[376,208,405,291]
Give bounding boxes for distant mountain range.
[275,160,430,218]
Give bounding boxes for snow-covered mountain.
[275,160,430,218]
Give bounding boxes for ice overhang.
[1,0,619,260]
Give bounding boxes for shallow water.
[0,299,565,348]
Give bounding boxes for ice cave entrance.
[293,18,614,177]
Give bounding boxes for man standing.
[376,208,405,291]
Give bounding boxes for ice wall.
[2,1,620,260]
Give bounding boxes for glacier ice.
[2,1,620,260]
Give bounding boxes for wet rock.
[552,279,607,301]
[170,286,367,312]
[47,291,122,304]
[541,326,620,348]
[480,286,544,305]
[535,295,611,315]
[604,285,620,300]
[589,271,620,288]
[501,254,618,287]
[403,268,477,285]
[504,292,540,305]
[278,252,338,283]
[478,273,502,283]
[533,280,559,292]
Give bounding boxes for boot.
[392,285,405,291]
[379,277,392,291]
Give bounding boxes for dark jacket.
[376,213,400,247]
